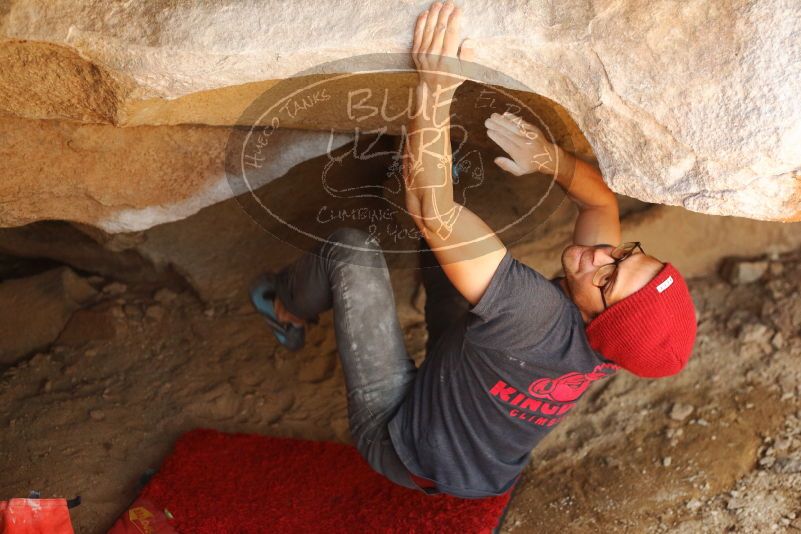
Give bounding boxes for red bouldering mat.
[139,429,514,533]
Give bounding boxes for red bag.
[0,498,74,534]
[106,497,176,534]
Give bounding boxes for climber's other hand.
[485,112,571,177]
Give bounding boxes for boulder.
[0,267,97,364]
[0,0,798,230]
[0,117,351,232]
[135,198,290,303]
[56,306,119,347]
[0,221,174,285]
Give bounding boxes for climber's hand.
[411,1,475,97]
[485,112,574,178]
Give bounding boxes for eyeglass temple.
[612,241,642,257]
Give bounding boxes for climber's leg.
[274,227,419,489]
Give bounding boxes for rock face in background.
[0,267,96,364]
[0,0,799,230]
[0,117,352,232]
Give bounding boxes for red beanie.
[585,263,697,378]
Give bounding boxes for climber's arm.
[559,156,621,247]
[485,112,621,247]
[403,0,506,306]
[403,83,458,241]
[404,83,506,306]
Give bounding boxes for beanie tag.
[656,275,674,293]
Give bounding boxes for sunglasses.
[591,241,645,310]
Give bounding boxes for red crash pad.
[139,429,514,533]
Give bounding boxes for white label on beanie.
[656,275,674,293]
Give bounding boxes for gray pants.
[275,227,469,492]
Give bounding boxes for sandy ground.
[1,244,800,533]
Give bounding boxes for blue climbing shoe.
[250,273,305,351]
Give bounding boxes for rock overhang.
[0,0,798,231]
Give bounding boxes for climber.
[250,0,697,498]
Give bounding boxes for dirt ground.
[1,239,800,533]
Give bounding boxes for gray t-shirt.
[388,249,618,498]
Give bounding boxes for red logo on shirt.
[527,364,618,403]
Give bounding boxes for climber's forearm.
[554,154,618,211]
[403,90,507,297]
[555,154,621,246]
[403,83,457,234]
